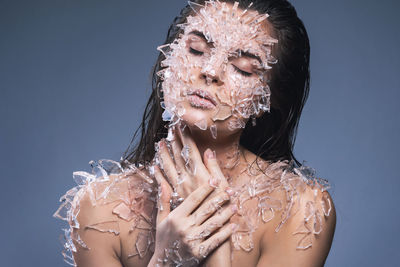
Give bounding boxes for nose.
[200,67,224,86]
[200,53,225,86]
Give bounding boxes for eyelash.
[189,47,204,56]
[233,65,252,77]
[189,47,252,77]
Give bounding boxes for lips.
[187,89,218,106]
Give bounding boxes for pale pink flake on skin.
[112,202,137,221]
[212,104,232,121]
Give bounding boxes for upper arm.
[66,172,156,267]
[70,184,123,267]
[72,228,123,267]
[257,190,336,267]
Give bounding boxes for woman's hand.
[155,125,234,266]
[148,166,236,267]
[156,125,230,203]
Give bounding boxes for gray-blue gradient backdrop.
[1,0,399,266]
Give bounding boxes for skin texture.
[69,2,336,267]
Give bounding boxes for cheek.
[217,65,264,104]
[161,43,197,109]
[216,67,270,119]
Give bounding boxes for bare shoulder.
[55,161,157,267]
[258,165,336,267]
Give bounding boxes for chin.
[180,103,214,128]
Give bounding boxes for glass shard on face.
[228,116,246,131]
[210,124,217,139]
[194,118,208,130]
[212,105,232,121]
[157,0,278,137]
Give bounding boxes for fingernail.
[205,148,215,158]
[231,204,238,213]
[225,187,234,196]
[160,139,169,150]
[209,177,220,188]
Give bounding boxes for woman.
[55,0,336,266]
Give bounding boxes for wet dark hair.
[122,0,310,166]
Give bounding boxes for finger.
[177,124,207,174]
[154,165,172,225]
[170,127,186,173]
[191,191,230,225]
[200,204,236,234]
[158,139,179,188]
[203,148,229,188]
[196,223,236,259]
[175,181,215,216]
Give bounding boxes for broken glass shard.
[210,124,217,139]
[194,119,207,130]
[85,221,120,235]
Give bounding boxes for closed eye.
[232,65,252,77]
[189,47,204,56]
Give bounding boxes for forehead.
[182,1,277,61]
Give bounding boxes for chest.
[121,209,278,267]
[229,196,275,267]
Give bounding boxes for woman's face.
[158,1,277,136]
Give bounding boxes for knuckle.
[218,191,229,200]
[191,194,202,205]
[203,181,213,192]
[206,202,214,212]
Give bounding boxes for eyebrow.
[237,50,262,64]
[188,30,262,64]
[189,30,209,41]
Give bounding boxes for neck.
[187,126,250,177]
